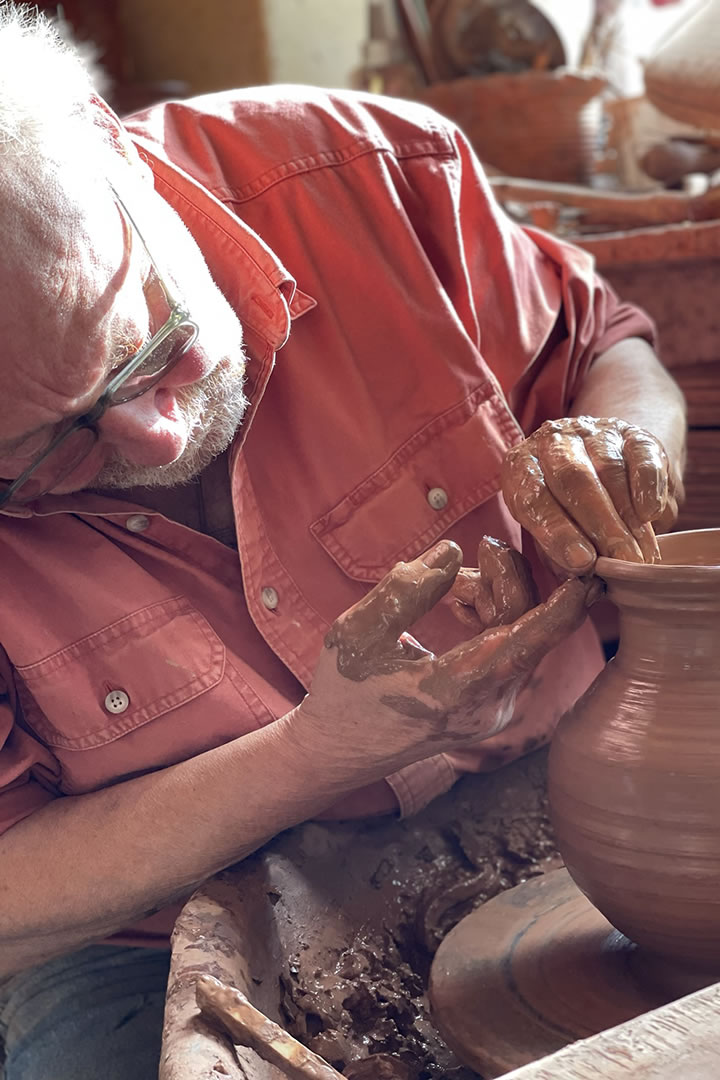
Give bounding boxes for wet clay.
[279,789,561,1077]
[451,536,538,630]
[549,527,720,978]
[323,541,463,680]
[322,536,596,738]
[501,416,668,573]
[162,751,559,1080]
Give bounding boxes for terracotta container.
[549,528,720,987]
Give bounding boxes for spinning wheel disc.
[429,868,673,1077]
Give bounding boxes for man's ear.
[89,93,153,180]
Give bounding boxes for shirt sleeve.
[504,225,658,435]
[413,121,657,436]
[0,649,59,834]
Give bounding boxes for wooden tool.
[196,974,345,1080]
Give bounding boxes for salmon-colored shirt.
[0,87,654,942]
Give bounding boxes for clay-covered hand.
[451,535,539,632]
[501,416,681,576]
[291,540,597,785]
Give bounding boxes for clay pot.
[549,528,720,985]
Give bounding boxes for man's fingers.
[477,535,538,624]
[489,576,601,680]
[503,419,674,573]
[430,577,598,697]
[653,465,683,534]
[450,598,485,630]
[404,540,465,619]
[452,538,538,630]
[581,425,660,564]
[536,430,644,563]
[623,428,670,524]
[452,568,495,627]
[652,493,679,535]
[502,449,596,574]
[330,540,463,653]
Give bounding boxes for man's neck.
[92,450,237,548]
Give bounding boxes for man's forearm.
[572,337,687,483]
[0,712,350,975]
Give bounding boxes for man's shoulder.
[124,86,457,199]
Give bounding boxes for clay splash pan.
[161,753,556,1080]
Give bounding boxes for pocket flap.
[16,597,225,750]
[311,391,519,580]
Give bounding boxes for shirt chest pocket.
[310,392,520,581]
[15,596,225,751]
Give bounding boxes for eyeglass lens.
[110,321,197,404]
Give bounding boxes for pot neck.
[606,574,720,670]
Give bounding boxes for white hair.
[0,2,113,170]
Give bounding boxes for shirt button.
[427,487,449,511]
[261,586,279,611]
[125,514,150,533]
[104,689,130,714]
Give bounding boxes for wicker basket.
[420,67,606,182]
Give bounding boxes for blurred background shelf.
[575,217,720,531]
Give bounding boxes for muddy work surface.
[162,750,561,1080]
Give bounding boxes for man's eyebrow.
[0,324,147,455]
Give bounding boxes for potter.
[0,9,687,1080]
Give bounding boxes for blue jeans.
[0,946,170,1080]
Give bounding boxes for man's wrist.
[256,704,373,806]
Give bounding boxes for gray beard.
[94,360,249,491]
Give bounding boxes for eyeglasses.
[0,190,199,508]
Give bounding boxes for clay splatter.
[279,801,561,1078]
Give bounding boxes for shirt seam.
[141,160,293,346]
[212,132,456,206]
[312,385,500,533]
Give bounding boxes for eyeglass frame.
[0,188,199,508]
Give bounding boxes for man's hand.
[450,535,539,631]
[291,539,597,784]
[501,416,683,576]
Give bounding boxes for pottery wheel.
[428,867,674,1078]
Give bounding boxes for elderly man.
[0,6,685,1079]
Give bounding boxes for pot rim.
[596,527,720,583]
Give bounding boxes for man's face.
[0,154,248,496]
